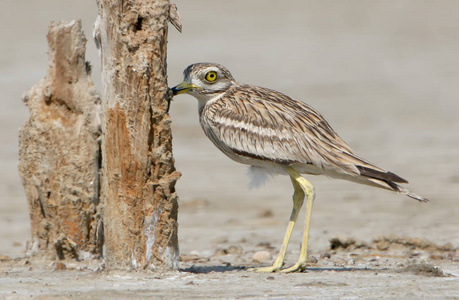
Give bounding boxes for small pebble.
[227,245,243,255]
[308,256,318,264]
[256,242,272,248]
[376,241,390,251]
[252,251,272,262]
[0,255,11,261]
[369,257,379,262]
[258,209,273,218]
[54,262,66,271]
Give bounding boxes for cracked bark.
[96,0,180,270]
[18,20,103,259]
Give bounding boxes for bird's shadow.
[180,265,245,274]
[306,266,387,272]
[180,265,386,274]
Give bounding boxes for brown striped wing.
[201,84,379,176]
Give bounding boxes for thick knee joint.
[287,168,315,202]
[303,182,315,202]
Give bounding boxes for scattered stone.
[369,258,379,262]
[266,276,275,280]
[0,255,11,262]
[375,240,390,251]
[258,209,273,218]
[256,242,272,248]
[214,245,243,257]
[321,252,331,259]
[226,245,243,255]
[214,248,227,256]
[54,262,67,271]
[308,256,318,264]
[252,251,272,263]
[346,259,355,265]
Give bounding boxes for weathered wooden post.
[95,0,180,270]
[18,20,103,259]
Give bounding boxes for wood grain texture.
[97,0,180,270]
[18,20,102,259]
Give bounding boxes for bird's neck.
[197,90,227,118]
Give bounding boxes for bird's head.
[171,63,235,102]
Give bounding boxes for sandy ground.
[1,0,459,298]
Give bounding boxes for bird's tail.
[356,165,429,202]
[394,184,429,202]
[366,178,428,202]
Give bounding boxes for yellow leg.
[280,167,315,273]
[250,167,314,273]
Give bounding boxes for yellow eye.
[205,71,218,82]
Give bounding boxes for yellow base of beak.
[171,81,200,95]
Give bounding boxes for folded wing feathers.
[202,84,428,202]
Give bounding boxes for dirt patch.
[1,238,457,299]
[328,235,457,261]
[398,262,447,277]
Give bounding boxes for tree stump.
[18,20,103,259]
[96,0,180,270]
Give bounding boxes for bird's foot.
[248,263,283,273]
[248,261,307,273]
[279,261,307,273]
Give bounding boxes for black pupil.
[209,73,215,79]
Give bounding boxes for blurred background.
[1,0,458,258]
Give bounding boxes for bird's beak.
[170,81,200,95]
